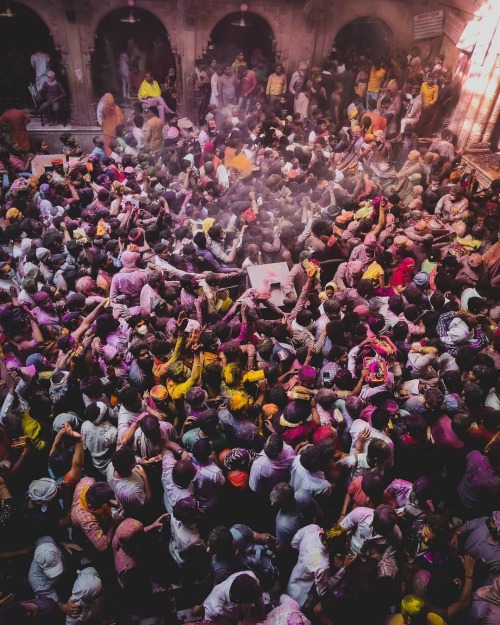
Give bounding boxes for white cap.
[28,478,58,512]
[34,541,64,578]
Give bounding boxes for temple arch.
[91,6,175,101]
[207,11,276,68]
[333,16,394,58]
[0,1,64,110]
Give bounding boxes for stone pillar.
[450,0,500,148]
[483,87,500,146]
[468,63,500,146]
[65,21,95,126]
[178,0,197,121]
[182,30,196,122]
[51,11,96,127]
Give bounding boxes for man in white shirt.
[286,524,331,607]
[107,446,150,512]
[198,119,210,153]
[203,570,263,623]
[31,50,51,91]
[161,454,196,514]
[349,409,394,467]
[169,496,205,567]
[400,85,423,133]
[249,434,296,497]
[340,504,401,556]
[290,447,332,498]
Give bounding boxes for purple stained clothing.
[0,598,59,625]
[110,268,148,305]
[249,443,296,496]
[385,478,413,508]
[431,415,464,450]
[458,450,500,512]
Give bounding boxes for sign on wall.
[414,10,444,40]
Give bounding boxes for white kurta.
[286,524,330,607]
[203,570,260,623]
[290,456,332,497]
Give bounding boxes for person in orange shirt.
[361,107,388,134]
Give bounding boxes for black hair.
[192,437,212,462]
[111,446,136,477]
[367,439,391,464]
[229,573,261,604]
[139,414,162,444]
[86,482,115,509]
[299,445,324,472]
[48,448,72,477]
[264,434,284,459]
[371,408,390,432]
[372,504,397,537]
[172,459,196,488]
[208,526,235,558]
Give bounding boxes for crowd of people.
[0,41,499,625]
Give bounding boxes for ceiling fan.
[231,3,252,28]
[0,1,15,18]
[119,0,141,24]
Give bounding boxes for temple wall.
[13,0,500,150]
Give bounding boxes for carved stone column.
[483,85,500,146]
[179,0,199,121]
[451,1,500,148]
[64,22,95,126]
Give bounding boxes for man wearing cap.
[289,61,308,104]
[37,71,66,125]
[435,185,469,225]
[349,234,383,270]
[28,535,80,617]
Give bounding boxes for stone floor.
[27,117,100,131]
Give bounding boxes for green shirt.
[182,428,227,453]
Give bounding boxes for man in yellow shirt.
[420,75,439,109]
[366,60,386,106]
[231,51,247,76]
[417,74,439,136]
[266,64,287,106]
[138,71,173,122]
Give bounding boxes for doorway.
[92,7,175,102]
[0,1,64,110]
[209,12,275,69]
[335,17,393,59]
